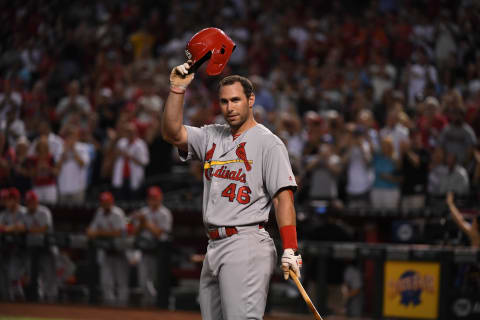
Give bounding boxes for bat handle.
[289,269,324,320]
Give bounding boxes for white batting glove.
[170,61,195,89]
[281,248,302,280]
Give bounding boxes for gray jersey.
[181,123,296,227]
[23,205,53,232]
[0,206,27,228]
[135,205,173,240]
[89,206,126,234]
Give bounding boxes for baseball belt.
[208,223,264,240]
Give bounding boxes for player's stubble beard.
[224,103,252,132]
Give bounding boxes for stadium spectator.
[23,190,57,302]
[0,131,15,189]
[369,52,397,104]
[399,131,430,212]
[416,96,448,150]
[437,107,477,166]
[380,109,409,157]
[406,48,438,107]
[29,120,64,162]
[371,136,401,210]
[341,124,374,209]
[56,126,90,204]
[55,80,91,128]
[9,136,32,195]
[305,137,342,204]
[0,79,22,123]
[277,112,304,164]
[28,136,58,205]
[429,149,469,196]
[86,192,128,306]
[111,122,149,201]
[130,186,172,307]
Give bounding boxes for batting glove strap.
[281,248,302,280]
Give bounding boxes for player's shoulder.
[112,206,126,216]
[201,124,230,136]
[251,124,285,147]
[160,205,172,216]
[38,205,51,214]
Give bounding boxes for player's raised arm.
[160,61,195,152]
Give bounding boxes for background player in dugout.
[160,28,302,320]
[130,186,172,307]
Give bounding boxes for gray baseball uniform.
[134,205,172,306]
[181,123,297,320]
[23,205,58,301]
[88,206,128,306]
[0,206,27,301]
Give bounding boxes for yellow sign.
[383,261,440,319]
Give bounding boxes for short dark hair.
[218,75,254,98]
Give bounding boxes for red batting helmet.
[186,27,236,76]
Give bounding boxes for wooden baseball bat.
[289,269,324,320]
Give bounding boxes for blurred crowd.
[1,0,480,211]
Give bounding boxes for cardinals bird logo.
[204,143,216,180]
[236,142,251,171]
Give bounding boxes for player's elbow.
[161,125,187,147]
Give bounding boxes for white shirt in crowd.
[29,132,64,162]
[346,141,374,195]
[0,91,22,120]
[112,137,149,190]
[380,124,409,157]
[58,142,91,195]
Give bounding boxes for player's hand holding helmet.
[170,61,195,92]
[281,248,302,280]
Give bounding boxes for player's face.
[219,82,254,130]
[148,197,161,209]
[27,201,37,212]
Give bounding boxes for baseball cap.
[99,191,114,204]
[7,187,20,200]
[25,190,38,203]
[148,186,163,199]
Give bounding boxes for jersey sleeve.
[88,211,101,231]
[179,125,206,162]
[263,142,297,198]
[112,209,127,231]
[38,207,53,229]
[161,207,173,233]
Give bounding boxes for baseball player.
[160,30,302,320]
[0,188,27,301]
[131,186,173,306]
[86,192,129,306]
[23,190,58,302]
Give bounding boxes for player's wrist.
[170,84,187,94]
[280,225,298,251]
